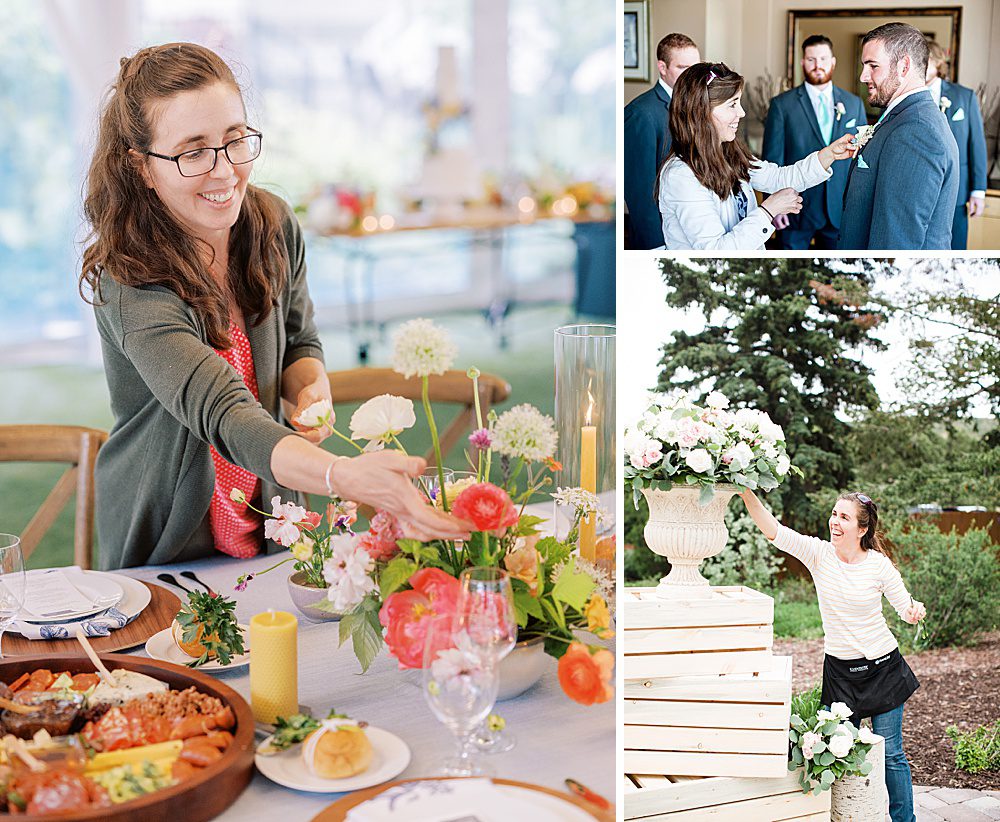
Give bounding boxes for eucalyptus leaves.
[789,701,877,794]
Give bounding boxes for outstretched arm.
[739,489,779,540]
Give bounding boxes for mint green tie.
[817,98,833,143]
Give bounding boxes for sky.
[618,257,995,428]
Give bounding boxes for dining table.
[112,508,616,821]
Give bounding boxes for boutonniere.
[940,96,952,114]
[851,124,876,152]
[835,101,846,122]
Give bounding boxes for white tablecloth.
[118,512,615,821]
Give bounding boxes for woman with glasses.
[740,489,925,822]
[80,43,468,569]
[657,63,855,250]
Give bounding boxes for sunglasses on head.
[855,493,873,506]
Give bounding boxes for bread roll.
[301,720,372,779]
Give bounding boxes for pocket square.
[856,154,870,170]
[952,107,965,121]
[845,118,857,129]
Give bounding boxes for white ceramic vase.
[831,735,886,822]
[642,484,739,599]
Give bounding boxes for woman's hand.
[761,188,802,218]
[902,599,926,625]
[819,133,856,168]
[290,383,335,445]
[330,451,472,542]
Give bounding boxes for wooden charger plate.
[311,776,614,822]
[0,653,255,822]
[4,582,180,655]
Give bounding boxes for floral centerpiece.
[789,700,876,794]
[234,319,614,705]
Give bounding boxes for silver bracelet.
[324,457,338,498]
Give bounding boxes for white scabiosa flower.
[391,318,458,378]
[492,403,558,461]
[322,534,376,612]
[349,394,416,446]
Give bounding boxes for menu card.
[21,568,95,618]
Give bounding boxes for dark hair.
[802,34,834,55]
[80,42,287,351]
[862,22,929,79]
[660,62,756,200]
[656,33,698,66]
[838,492,892,559]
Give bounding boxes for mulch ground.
[774,632,1000,790]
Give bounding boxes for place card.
[21,568,95,618]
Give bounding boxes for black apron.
[821,648,919,720]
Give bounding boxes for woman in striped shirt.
[741,489,925,822]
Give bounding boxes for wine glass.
[456,567,518,753]
[414,468,455,504]
[422,614,498,777]
[0,535,26,659]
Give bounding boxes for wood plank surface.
[624,586,773,629]
[624,725,789,755]
[623,750,790,779]
[625,624,773,654]
[624,648,773,680]
[624,656,792,701]
[625,791,830,822]
[624,699,790,730]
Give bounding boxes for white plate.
[145,625,251,672]
[255,726,410,793]
[20,569,124,623]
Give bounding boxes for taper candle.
[580,392,597,561]
[249,609,298,725]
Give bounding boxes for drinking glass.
[422,615,498,777]
[456,567,518,753]
[414,468,455,504]
[0,535,26,659]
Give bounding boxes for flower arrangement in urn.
[623,390,799,596]
[235,318,614,704]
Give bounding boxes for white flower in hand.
[828,731,854,759]
[297,399,334,430]
[858,726,879,745]
[829,702,853,721]
[322,534,376,611]
[391,318,458,378]
[684,448,713,474]
[349,394,416,449]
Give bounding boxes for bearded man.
[762,35,867,249]
[838,22,959,249]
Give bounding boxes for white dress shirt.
[658,152,832,250]
[658,78,672,99]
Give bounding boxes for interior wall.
[625,0,1000,106]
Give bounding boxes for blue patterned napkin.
[14,606,136,640]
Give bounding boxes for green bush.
[791,683,823,719]
[888,522,1000,649]
[946,720,1000,774]
[774,598,824,639]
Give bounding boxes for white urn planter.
[642,484,739,599]
[831,735,886,822]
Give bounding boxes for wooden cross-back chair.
[327,368,512,465]
[0,425,107,569]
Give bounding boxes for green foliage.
[788,707,874,794]
[175,590,246,667]
[658,258,888,537]
[946,720,1000,774]
[791,683,823,720]
[887,521,1000,649]
[774,598,824,639]
[338,594,383,673]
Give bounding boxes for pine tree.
[657,258,889,534]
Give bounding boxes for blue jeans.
[872,704,915,822]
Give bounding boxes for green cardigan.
[93,195,323,570]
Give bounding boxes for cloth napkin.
[13,567,136,640]
[346,778,574,822]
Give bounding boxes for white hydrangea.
[723,441,754,471]
[322,534,376,611]
[492,404,558,461]
[391,318,458,379]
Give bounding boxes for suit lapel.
[831,87,845,139]
[797,85,825,145]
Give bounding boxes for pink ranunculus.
[358,510,404,562]
[451,483,519,532]
[379,568,460,669]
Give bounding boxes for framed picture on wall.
[624,0,649,82]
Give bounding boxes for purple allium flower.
[469,427,492,451]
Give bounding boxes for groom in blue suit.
[624,33,700,249]
[763,35,867,249]
[926,41,989,250]
[839,23,959,250]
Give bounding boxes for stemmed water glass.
[414,468,455,505]
[0,535,26,659]
[455,567,518,753]
[422,614,499,777]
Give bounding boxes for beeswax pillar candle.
[249,610,298,724]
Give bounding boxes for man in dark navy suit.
[925,40,989,250]
[839,22,959,250]
[762,35,867,249]
[623,33,700,249]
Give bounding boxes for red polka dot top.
[209,322,263,558]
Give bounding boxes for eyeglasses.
[144,130,262,177]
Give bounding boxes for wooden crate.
[624,771,831,821]
[624,586,774,680]
[624,656,792,778]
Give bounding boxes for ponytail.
[839,491,892,561]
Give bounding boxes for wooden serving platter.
[4,582,180,656]
[312,776,614,822]
[0,653,255,822]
